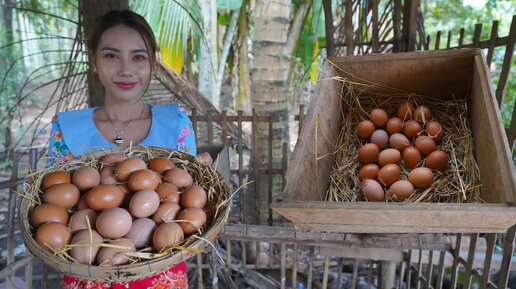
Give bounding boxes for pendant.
[114,136,124,145]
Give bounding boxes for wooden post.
[402,0,419,51]
[372,0,379,53]
[345,0,354,55]
[393,0,402,52]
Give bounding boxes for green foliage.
[422,0,515,129]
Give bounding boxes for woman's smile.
[114,81,138,90]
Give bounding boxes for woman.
[48,10,194,289]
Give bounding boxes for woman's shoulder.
[56,107,96,122]
[151,103,190,118]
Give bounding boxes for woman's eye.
[104,53,118,59]
[134,55,146,61]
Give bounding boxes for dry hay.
[326,76,483,204]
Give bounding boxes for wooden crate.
[271,49,516,233]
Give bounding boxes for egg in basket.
[18,146,230,283]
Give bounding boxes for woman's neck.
[101,100,147,122]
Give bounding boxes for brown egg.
[389,133,410,152]
[114,157,147,182]
[361,179,384,202]
[124,217,157,249]
[148,158,176,174]
[96,207,132,239]
[408,167,434,188]
[155,183,181,203]
[377,164,401,186]
[97,239,135,266]
[99,166,117,185]
[162,168,193,189]
[413,105,432,124]
[425,120,444,143]
[377,149,401,167]
[402,146,422,169]
[35,222,71,252]
[86,185,125,212]
[69,229,103,265]
[415,136,436,156]
[356,120,376,139]
[152,223,184,252]
[72,167,101,191]
[43,183,80,209]
[99,153,125,167]
[181,185,207,208]
[425,150,449,171]
[370,109,388,127]
[30,204,69,228]
[358,164,380,181]
[386,117,403,135]
[76,192,89,210]
[128,169,162,192]
[69,208,98,233]
[177,207,207,235]
[396,101,416,121]
[128,190,160,218]
[42,171,71,191]
[370,129,389,150]
[403,120,422,140]
[388,180,415,201]
[152,202,181,225]
[357,143,380,164]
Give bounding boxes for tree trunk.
[235,2,251,112]
[251,0,292,224]
[80,0,129,107]
[198,0,217,108]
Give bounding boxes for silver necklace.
[106,105,146,145]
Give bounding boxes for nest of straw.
[18,145,230,282]
[326,79,483,204]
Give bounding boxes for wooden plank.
[345,0,354,55]
[450,234,462,289]
[350,259,359,289]
[219,224,457,250]
[446,31,452,49]
[268,118,273,225]
[371,0,379,53]
[237,110,244,222]
[459,28,465,48]
[322,256,330,289]
[320,246,405,262]
[221,110,228,145]
[464,233,478,289]
[393,0,402,52]
[495,15,516,106]
[6,152,19,289]
[471,55,516,204]
[197,253,204,289]
[272,202,516,233]
[497,225,516,289]
[479,233,496,289]
[473,23,483,47]
[292,243,298,289]
[424,251,434,289]
[252,109,259,223]
[307,246,314,289]
[486,20,499,66]
[435,31,441,50]
[435,251,446,289]
[280,242,286,289]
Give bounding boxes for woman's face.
[94,24,151,103]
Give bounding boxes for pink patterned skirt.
[62,261,188,289]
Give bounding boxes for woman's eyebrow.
[100,47,148,54]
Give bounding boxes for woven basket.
[18,146,230,283]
